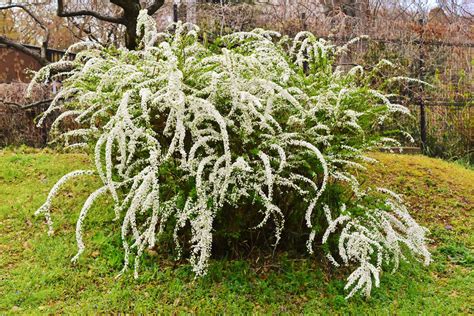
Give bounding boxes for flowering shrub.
[32,10,431,299]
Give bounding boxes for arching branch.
[0,36,49,66]
[0,4,47,32]
[0,4,50,65]
[57,0,125,24]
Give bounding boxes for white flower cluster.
[35,169,94,235]
[322,190,431,299]
[33,11,430,298]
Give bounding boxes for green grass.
[1,148,473,314]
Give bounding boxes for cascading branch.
[31,10,431,299]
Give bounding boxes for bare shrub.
[0,83,51,147]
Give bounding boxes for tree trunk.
[125,20,139,49]
[122,2,141,50]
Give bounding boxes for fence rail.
[329,30,473,162]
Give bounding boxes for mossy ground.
[0,148,472,314]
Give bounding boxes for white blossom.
[34,14,430,299]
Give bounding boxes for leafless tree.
[0,0,167,67]
[0,3,50,66]
[436,0,474,19]
[56,0,165,49]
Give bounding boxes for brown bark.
[57,0,165,50]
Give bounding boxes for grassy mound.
[0,148,472,313]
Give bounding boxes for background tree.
[56,0,166,49]
[0,2,50,66]
[0,6,19,40]
[0,0,167,66]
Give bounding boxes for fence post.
[301,12,307,31]
[173,2,178,23]
[418,17,427,154]
[301,13,308,74]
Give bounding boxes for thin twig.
[21,99,53,110]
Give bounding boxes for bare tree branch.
[0,4,47,32]
[67,19,104,45]
[437,0,474,19]
[147,0,166,15]
[3,0,167,55]
[21,99,53,110]
[0,98,53,110]
[0,3,50,62]
[57,0,125,24]
[0,35,49,66]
